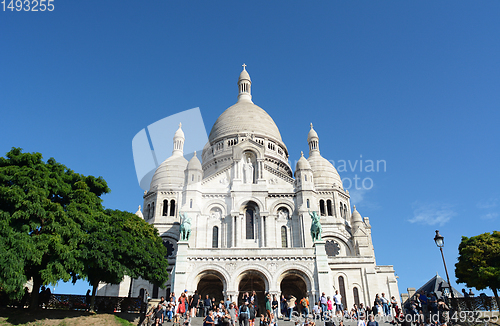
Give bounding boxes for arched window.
[169,199,176,216]
[162,200,169,216]
[319,200,326,216]
[353,287,360,306]
[212,226,219,248]
[147,204,151,219]
[338,276,347,308]
[327,200,333,216]
[306,199,310,209]
[151,202,154,218]
[281,226,287,248]
[344,204,348,219]
[153,285,159,299]
[305,175,307,181]
[190,199,193,208]
[339,203,344,218]
[191,174,194,181]
[246,208,254,239]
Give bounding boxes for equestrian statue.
[179,212,192,241]
[309,210,322,242]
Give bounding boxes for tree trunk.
[492,287,500,312]
[29,277,42,311]
[90,279,99,313]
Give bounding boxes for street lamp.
[434,230,456,303]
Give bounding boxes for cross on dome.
[242,63,247,70]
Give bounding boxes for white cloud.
[477,198,498,209]
[408,202,455,226]
[349,189,367,205]
[481,213,498,220]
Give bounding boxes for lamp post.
[434,230,456,305]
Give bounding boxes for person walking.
[239,301,250,326]
[204,295,212,317]
[286,295,296,320]
[319,292,327,320]
[190,290,200,317]
[178,292,187,317]
[326,296,334,318]
[280,295,287,320]
[299,296,309,319]
[333,290,343,318]
[271,294,278,324]
[381,293,390,316]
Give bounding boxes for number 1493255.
[2,0,54,11]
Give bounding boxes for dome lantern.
[173,123,185,156]
[308,123,319,155]
[237,64,252,103]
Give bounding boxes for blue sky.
[1,1,499,298]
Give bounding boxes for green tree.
[455,231,500,308]
[77,208,169,312]
[0,148,109,310]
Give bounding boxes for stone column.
[233,214,238,248]
[227,291,239,305]
[258,214,265,248]
[263,216,267,247]
[314,241,333,304]
[172,241,190,295]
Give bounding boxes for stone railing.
[47,294,146,313]
[450,296,499,311]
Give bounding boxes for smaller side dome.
[351,205,363,223]
[351,205,365,233]
[296,151,312,170]
[150,155,189,189]
[187,151,202,171]
[135,205,144,219]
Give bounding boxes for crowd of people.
[280,291,400,323]
[145,291,280,326]
[143,289,459,326]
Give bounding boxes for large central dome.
[208,65,284,145]
[208,101,283,143]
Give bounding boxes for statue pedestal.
[172,241,189,294]
[313,240,333,300]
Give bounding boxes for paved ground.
[156,315,397,326]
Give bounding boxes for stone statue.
[278,208,289,220]
[309,210,322,242]
[243,157,254,184]
[179,212,192,241]
[210,208,221,219]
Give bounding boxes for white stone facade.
[98,66,400,310]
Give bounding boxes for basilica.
[97,66,400,311]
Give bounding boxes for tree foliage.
[455,231,500,308]
[0,148,169,311]
[0,148,109,309]
[77,207,169,311]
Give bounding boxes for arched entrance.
[238,271,267,314]
[197,272,224,305]
[280,271,308,315]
